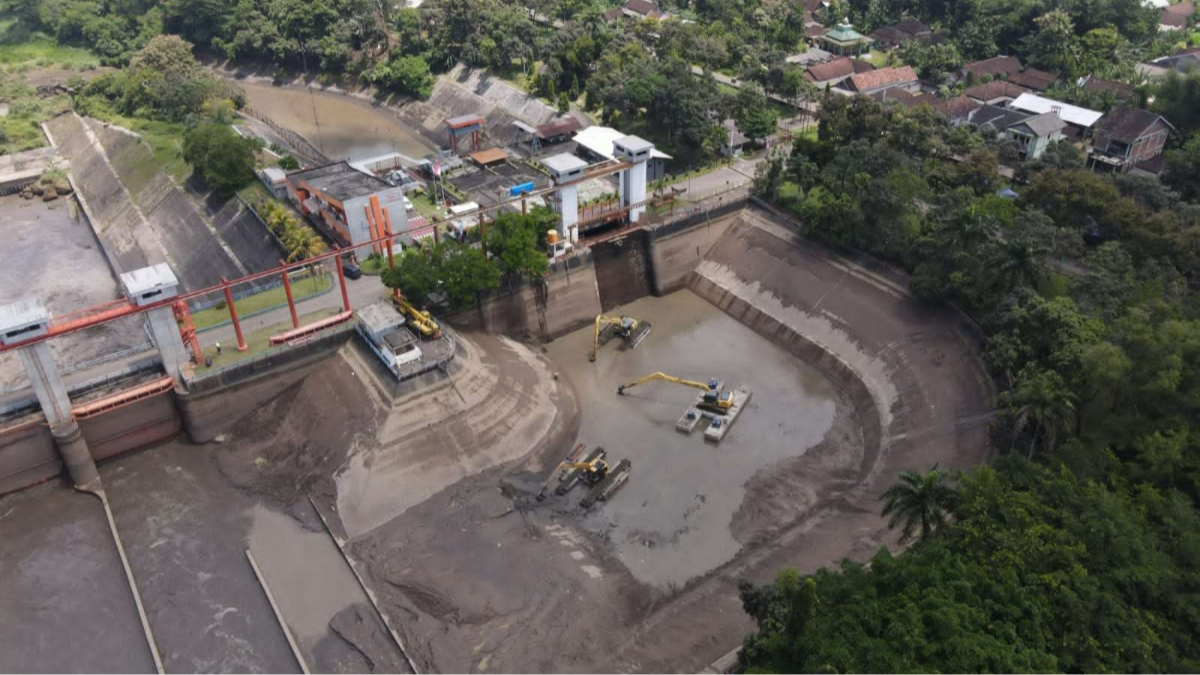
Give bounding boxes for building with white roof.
[1009,93,1104,129]
[572,126,672,181]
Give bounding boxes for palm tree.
[880,464,959,544]
[1010,368,1077,458]
[283,226,328,263]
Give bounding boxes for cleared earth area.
[0,207,994,673]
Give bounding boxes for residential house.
[935,95,983,125]
[286,161,411,248]
[1006,112,1067,159]
[869,19,932,48]
[573,125,672,181]
[969,104,1031,136]
[1159,1,1193,31]
[1008,68,1058,91]
[961,55,1023,81]
[842,65,919,94]
[785,47,834,66]
[1137,48,1200,78]
[868,87,924,108]
[1087,106,1173,173]
[820,23,875,56]
[1129,153,1167,179]
[1009,93,1103,138]
[805,24,827,43]
[721,119,749,157]
[963,81,1031,106]
[805,56,875,87]
[1079,76,1135,102]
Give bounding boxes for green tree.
[880,465,960,543]
[734,84,778,141]
[440,243,500,307]
[1163,135,1200,203]
[1009,367,1078,457]
[485,212,548,278]
[182,123,258,194]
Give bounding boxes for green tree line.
[739,75,1200,674]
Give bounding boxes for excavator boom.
[617,371,712,395]
[589,314,649,362]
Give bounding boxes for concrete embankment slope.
[614,210,997,672]
[44,112,281,291]
[402,65,586,146]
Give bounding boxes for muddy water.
[246,505,370,648]
[545,290,837,589]
[237,81,436,162]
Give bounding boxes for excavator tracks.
[580,459,632,509]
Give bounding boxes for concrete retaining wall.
[0,390,183,494]
[592,231,654,311]
[178,323,356,442]
[444,258,602,341]
[0,417,59,495]
[646,214,742,296]
[77,393,182,462]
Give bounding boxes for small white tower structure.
[614,135,654,223]
[121,263,188,381]
[542,153,589,240]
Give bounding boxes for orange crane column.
[280,261,300,329]
[334,249,352,313]
[222,279,248,352]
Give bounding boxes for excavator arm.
[617,372,712,395]
[535,459,609,500]
[589,315,638,362]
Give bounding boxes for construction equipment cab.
[589,314,649,362]
[536,457,610,501]
[617,372,734,411]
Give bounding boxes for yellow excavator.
[617,372,734,412]
[536,456,610,501]
[589,314,651,362]
[391,296,442,339]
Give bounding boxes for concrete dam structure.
[44,113,283,293]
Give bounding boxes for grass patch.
[0,19,99,70]
[409,189,447,220]
[192,273,333,330]
[361,255,390,275]
[101,114,190,183]
[195,307,342,372]
[237,180,274,206]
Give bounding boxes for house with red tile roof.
[804,56,875,86]
[963,80,1031,105]
[842,65,920,94]
[961,55,1023,80]
[1008,68,1058,91]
